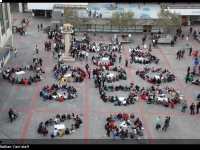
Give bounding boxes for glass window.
[0,4,3,27]
[4,4,9,29]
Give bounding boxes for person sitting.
[55,117,60,124]
[59,96,63,102]
[19,78,24,84]
[75,120,80,129]
[68,93,72,99]
[109,96,115,103]
[43,127,48,136]
[67,113,72,120]
[170,100,175,109]
[11,67,16,73]
[117,100,122,106]
[65,128,71,135]
[61,114,66,121]
[58,129,63,137]
[37,126,44,133]
[23,78,28,85]
[77,118,83,125]
[63,93,67,100]
[38,122,44,129]
[71,124,76,133]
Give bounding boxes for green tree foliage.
[155,9,182,34]
[109,10,135,32]
[155,9,172,34]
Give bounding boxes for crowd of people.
[40,83,77,101]
[53,64,86,83]
[37,113,83,137]
[105,114,144,139]
[99,83,139,105]
[136,67,175,85]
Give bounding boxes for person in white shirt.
[14,49,17,58]
[86,52,89,60]
[55,117,60,124]
[63,93,67,100]
[7,68,10,73]
[53,128,58,136]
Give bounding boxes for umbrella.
[128,4,135,8]
[91,7,100,10]
[142,7,151,11]
[103,4,110,8]
[116,7,124,11]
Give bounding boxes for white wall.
[167,9,200,16]
[27,3,88,10]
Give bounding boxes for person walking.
[88,68,91,79]
[182,49,185,58]
[14,48,17,58]
[112,129,117,139]
[93,29,96,36]
[181,100,187,113]
[52,51,55,58]
[155,116,161,130]
[125,59,128,67]
[37,23,40,32]
[40,23,43,31]
[86,52,88,60]
[196,102,200,114]
[190,102,195,115]
[119,55,122,63]
[190,27,193,34]
[186,34,189,41]
[162,116,169,131]
[181,33,184,40]
[33,53,36,63]
[185,74,189,84]
[8,108,14,122]
[36,45,39,54]
[189,47,192,56]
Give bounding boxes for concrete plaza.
[1,4,200,144]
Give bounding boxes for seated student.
[71,113,76,120]
[109,96,115,103]
[55,95,59,101]
[53,128,58,137]
[45,119,53,127]
[43,127,48,136]
[170,100,175,108]
[38,122,44,129]
[65,128,71,135]
[11,67,16,73]
[77,118,83,125]
[117,100,122,106]
[23,78,28,85]
[75,120,80,129]
[59,96,63,102]
[122,99,127,106]
[19,78,24,84]
[68,93,72,99]
[37,126,44,133]
[61,114,66,121]
[48,94,53,100]
[71,124,76,133]
[58,129,63,137]
[15,78,19,84]
[55,117,60,124]
[67,114,72,120]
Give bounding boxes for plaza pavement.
[1,5,200,144]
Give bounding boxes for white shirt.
[14,49,17,53]
[86,52,88,56]
[63,94,67,99]
[129,34,131,37]
[54,43,56,48]
[53,129,58,136]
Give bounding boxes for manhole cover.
[79,113,84,116]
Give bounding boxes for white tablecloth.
[52,94,62,99]
[106,73,114,78]
[135,57,144,61]
[118,97,126,102]
[64,74,71,78]
[120,120,131,128]
[54,124,65,130]
[102,57,109,61]
[15,71,25,75]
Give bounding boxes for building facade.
[0,3,12,72]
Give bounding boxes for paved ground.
[1,5,200,144]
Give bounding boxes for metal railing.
[167,5,200,9]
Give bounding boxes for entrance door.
[143,25,152,32]
[182,16,187,24]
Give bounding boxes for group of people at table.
[53,64,86,83]
[99,83,140,106]
[136,67,175,84]
[37,113,83,137]
[40,83,77,101]
[105,113,144,139]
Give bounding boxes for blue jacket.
[194,59,199,65]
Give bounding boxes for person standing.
[14,48,17,58]
[196,102,200,114]
[119,55,122,63]
[36,45,39,54]
[182,49,185,58]
[40,23,43,31]
[190,27,193,34]
[181,33,184,40]
[125,59,128,67]
[189,47,192,56]
[187,66,190,74]
[86,52,88,60]
[52,51,55,58]
[155,116,160,130]
[8,108,14,122]
[37,23,40,32]
[185,74,189,84]
[190,102,195,115]
[33,53,36,63]
[93,29,96,36]
[88,68,91,79]
[181,100,187,113]
[106,127,110,137]
[162,116,169,131]
[186,34,189,41]
[112,129,117,139]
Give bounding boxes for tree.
[170,11,182,28]
[62,8,81,33]
[109,10,135,33]
[155,9,182,34]
[155,9,173,34]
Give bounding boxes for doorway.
[143,25,152,32]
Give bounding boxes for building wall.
[27,3,88,10]
[0,3,13,47]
